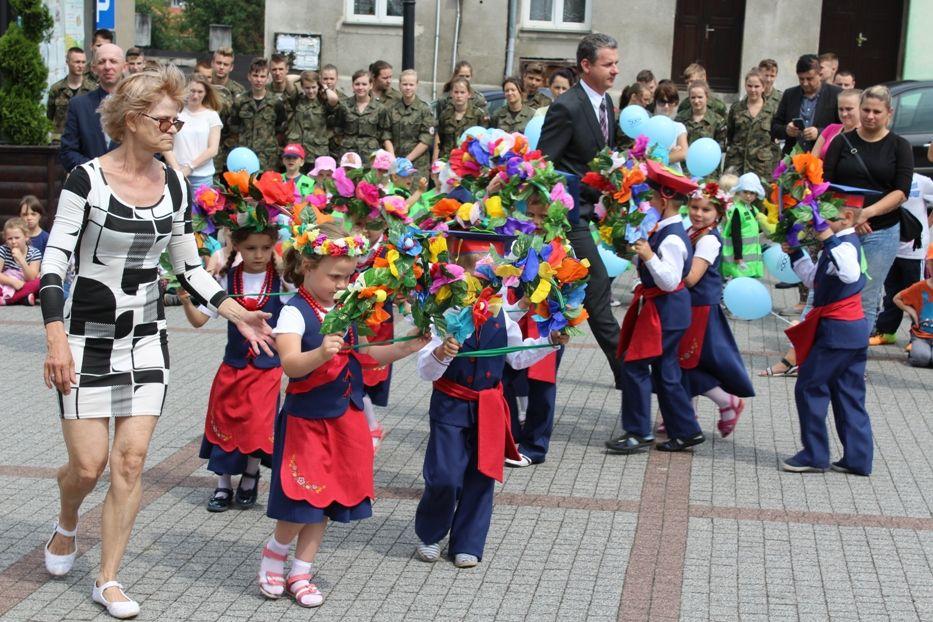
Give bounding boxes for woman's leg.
[98,415,159,601]
[50,418,111,555]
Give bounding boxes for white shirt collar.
[579,79,605,116]
[836,227,855,236]
[658,215,684,228]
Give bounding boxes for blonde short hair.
[98,64,186,142]
[861,85,892,110]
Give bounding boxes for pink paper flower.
[381,195,411,222]
[333,167,355,197]
[550,182,574,210]
[355,181,381,207]
[429,262,465,294]
[630,135,649,160]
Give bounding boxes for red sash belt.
[785,293,863,366]
[286,349,379,394]
[520,312,557,383]
[617,284,685,362]
[678,305,711,369]
[432,378,520,482]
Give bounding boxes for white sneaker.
[454,553,479,568]
[44,523,77,577]
[92,581,140,619]
[415,542,441,562]
[504,454,534,468]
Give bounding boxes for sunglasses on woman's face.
[140,113,185,133]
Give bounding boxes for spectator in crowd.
[269,53,299,112]
[164,74,222,189]
[92,28,113,49]
[287,70,331,164]
[194,57,212,80]
[819,52,839,83]
[327,68,393,159]
[758,58,782,108]
[523,62,551,109]
[0,217,41,306]
[678,80,727,151]
[636,69,657,99]
[812,88,861,159]
[621,82,650,108]
[653,80,689,169]
[388,69,435,178]
[19,195,49,256]
[533,68,576,120]
[47,47,95,143]
[436,61,489,122]
[824,85,914,333]
[211,47,246,172]
[491,77,534,133]
[433,76,487,161]
[229,57,288,172]
[319,64,346,98]
[59,43,125,172]
[370,60,401,106]
[726,67,780,180]
[834,70,856,90]
[126,48,145,74]
[772,54,841,155]
[893,244,933,367]
[677,63,727,118]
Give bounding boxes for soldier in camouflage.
[211,48,247,172]
[287,71,331,163]
[490,77,535,133]
[326,69,393,160]
[269,53,300,115]
[228,58,287,172]
[370,60,402,107]
[434,77,488,161]
[436,60,488,123]
[522,62,552,110]
[677,81,727,152]
[725,69,780,180]
[388,69,436,179]
[758,59,783,110]
[47,47,96,142]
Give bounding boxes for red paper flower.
[254,172,295,206]
[472,287,496,329]
[582,171,614,194]
[355,181,381,207]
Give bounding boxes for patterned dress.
[40,159,226,419]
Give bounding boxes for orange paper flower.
[769,182,796,208]
[431,197,462,218]
[791,152,824,185]
[223,170,251,194]
[567,308,589,327]
[255,171,295,206]
[365,302,391,332]
[555,258,588,283]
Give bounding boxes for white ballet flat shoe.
[44,523,77,576]
[92,581,140,619]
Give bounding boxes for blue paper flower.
[444,306,475,343]
[467,139,491,167]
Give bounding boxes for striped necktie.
[599,99,609,144]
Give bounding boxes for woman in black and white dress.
[40,65,274,619]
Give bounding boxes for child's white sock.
[362,395,379,431]
[516,395,529,415]
[239,458,261,491]
[289,558,315,580]
[260,536,290,588]
[217,474,232,491]
[704,387,737,421]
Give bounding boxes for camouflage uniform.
[525,91,552,110]
[269,80,300,116]
[725,96,781,180]
[678,94,727,119]
[490,104,535,133]
[765,88,783,109]
[46,76,96,141]
[436,102,488,160]
[229,91,288,172]
[326,98,392,159]
[388,96,435,174]
[287,95,331,163]
[213,79,247,172]
[372,87,402,107]
[435,90,488,123]
[677,108,727,152]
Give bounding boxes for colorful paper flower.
[223,170,251,194]
[194,185,227,215]
[332,167,356,197]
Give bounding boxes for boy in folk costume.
[606,161,705,454]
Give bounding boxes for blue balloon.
[641,115,677,149]
[685,137,722,177]
[597,244,631,278]
[723,277,773,320]
[763,245,801,284]
[226,147,260,174]
[523,115,544,150]
[618,105,650,139]
[458,125,487,143]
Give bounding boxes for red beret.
[645,160,698,196]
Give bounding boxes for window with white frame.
[523,0,590,31]
[345,0,403,25]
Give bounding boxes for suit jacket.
[771,82,841,154]
[539,82,615,220]
[59,87,118,172]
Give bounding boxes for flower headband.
[291,223,371,258]
[690,181,731,207]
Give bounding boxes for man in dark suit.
[539,33,624,393]
[60,43,125,172]
[771,54,841,155]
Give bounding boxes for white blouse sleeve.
[693,234,721,265]
[273,305,305,335]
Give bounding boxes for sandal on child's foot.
[286,574,323,607]
[206,488,233,513]
[758,357,798,377]
[717,397,745,439]
[655,433,705,452]
[235,471,260,509]
[257,544,287,599]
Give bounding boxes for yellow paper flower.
[374,289,387,303]
[487,295,503,317]
[494,264,523,278]
[384,248,400,278]
[530,279,552,304]
[429,236,447,262]
[462,274,482,306]
[456,202,475,222]
[598,225,613,245]
[484,195,505,219]
[538,262,556,279]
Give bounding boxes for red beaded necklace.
[689,224,715,246]
[233,262,275,311]
[297,285,354,347]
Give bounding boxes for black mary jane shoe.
[605,433,655,454]
[235,471,260,509]
[207,488,234,512]
[655,433,706,452]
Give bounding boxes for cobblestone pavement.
[1,278,932,622]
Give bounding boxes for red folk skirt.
[203,362,280,457]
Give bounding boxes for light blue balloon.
[685,137,722,177]
[226,147,260,174]
[523,115,544,150]
[723,277,772,320]
[598,244,631,278]
[763,245,801,284]
[641,115,677,149]
[458,125,487,144]
[618,105,650,139]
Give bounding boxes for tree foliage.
[137,0,197,51]
[0,0,53,144]
[182,0,265,54]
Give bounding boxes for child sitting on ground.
[893,244,933,368]
[0,217,41,306]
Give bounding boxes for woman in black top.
[823,85,913,332]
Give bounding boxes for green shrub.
[0,0,54,145]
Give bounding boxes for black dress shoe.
[605,433,655,454]
[207,488,233,512]
[235,471,260,508]
[655,433,706,452]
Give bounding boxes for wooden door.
[671,0,746,92]
[819,0,904,87]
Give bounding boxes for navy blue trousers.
[506,378,556,463]
[415,420,494,559]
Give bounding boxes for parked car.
[888,80,933,176]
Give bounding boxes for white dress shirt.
[644,216,689,292]
[579,79,608,129]
[791,227,862,288]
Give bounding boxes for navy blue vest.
[223,269,283,369]
[280,295,364,419]
[429,310,509,426]
[811,231,869,348]
[636,220,693,331]
[689,229,723,307]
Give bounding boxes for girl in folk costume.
[181,217,284,513]
[258,219,427,607]
[678,181,755,438]
[415,231,569,568]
